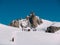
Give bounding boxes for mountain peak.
[8,12,60,33]
[9,12,43,31]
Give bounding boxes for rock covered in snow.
[9,12,60,33]
[9,20,19,28]
[9,12,43,29]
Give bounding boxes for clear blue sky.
[0,0,60,25]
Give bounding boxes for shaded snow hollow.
[0,19,60,45]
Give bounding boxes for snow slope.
[36,19,53,31]
[0,19,60,45]
[0,24,21,45]
[14,31,60,45]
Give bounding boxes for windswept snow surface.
[0,24,21,45]
[14,31,60,45]
[36,19,53,31]
[0,19,60,45]
[52,22,60,27]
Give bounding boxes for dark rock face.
[29,12,43,28]
[46,26,60,33]
[9,20,19,28]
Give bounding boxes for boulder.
[46,26,60,33]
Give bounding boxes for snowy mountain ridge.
[0,12,60,45]
[8,11,60,33]
[0,18,60,32]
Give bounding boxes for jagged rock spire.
[30,11,35,17]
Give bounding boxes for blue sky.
[0,0,60,25]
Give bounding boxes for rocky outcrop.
[45,26,60,33]
[9,12,43,28]
[29,12,43,28]
[9,20,19,28]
